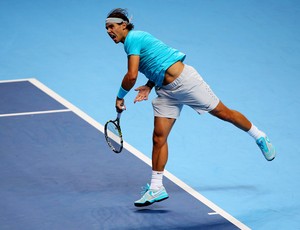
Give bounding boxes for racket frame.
[104,112,123,153]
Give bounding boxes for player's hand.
[116,97,126,113]
[134,85,151,103]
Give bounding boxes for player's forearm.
[116,72,137,100]
[121,72,137,91]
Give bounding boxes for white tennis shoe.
[134,184,169,207]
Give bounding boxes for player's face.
[106,22,127,44]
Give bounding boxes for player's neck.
[121,30,130,43]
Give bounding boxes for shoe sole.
[134,196,169,207]
[266,155,275,161]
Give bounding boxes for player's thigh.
[184,80,219,114]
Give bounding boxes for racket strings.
[105,121,123,153]
[107,122,119,135]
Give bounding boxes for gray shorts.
[152,64,220,119]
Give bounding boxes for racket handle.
[117,112,122,119]
[117,106,125,119]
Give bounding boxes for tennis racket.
[104,112,123,153]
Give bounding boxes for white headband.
[105,17,128,24]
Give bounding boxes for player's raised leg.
[209,101,276,161]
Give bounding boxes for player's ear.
[122,22,128,30]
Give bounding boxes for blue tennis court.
[0,79,247,229]
[1,1,300,229]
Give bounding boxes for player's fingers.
[134,95,145,103]
[116,106,126,113]
[134,96,139,103]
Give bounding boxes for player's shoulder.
[128,30,153,39]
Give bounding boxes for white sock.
[247,124,265,140]
[150,170,164,190]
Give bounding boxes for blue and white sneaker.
[134,184,169,207]
[256,135,276,161]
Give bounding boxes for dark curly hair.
[107,8,134,30]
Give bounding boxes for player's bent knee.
[152,133,167,147]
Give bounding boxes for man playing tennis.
[105,8,276,207]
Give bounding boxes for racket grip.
[117,106,125,118]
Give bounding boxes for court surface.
[0,79,248,229]
[1,1,300,229]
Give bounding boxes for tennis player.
[105,8,276,207]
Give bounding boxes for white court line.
[28,78,106,133]
[0,78,34,83]
[208,212,219,215]
[5,78,250,230]
[0,109,71,118]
